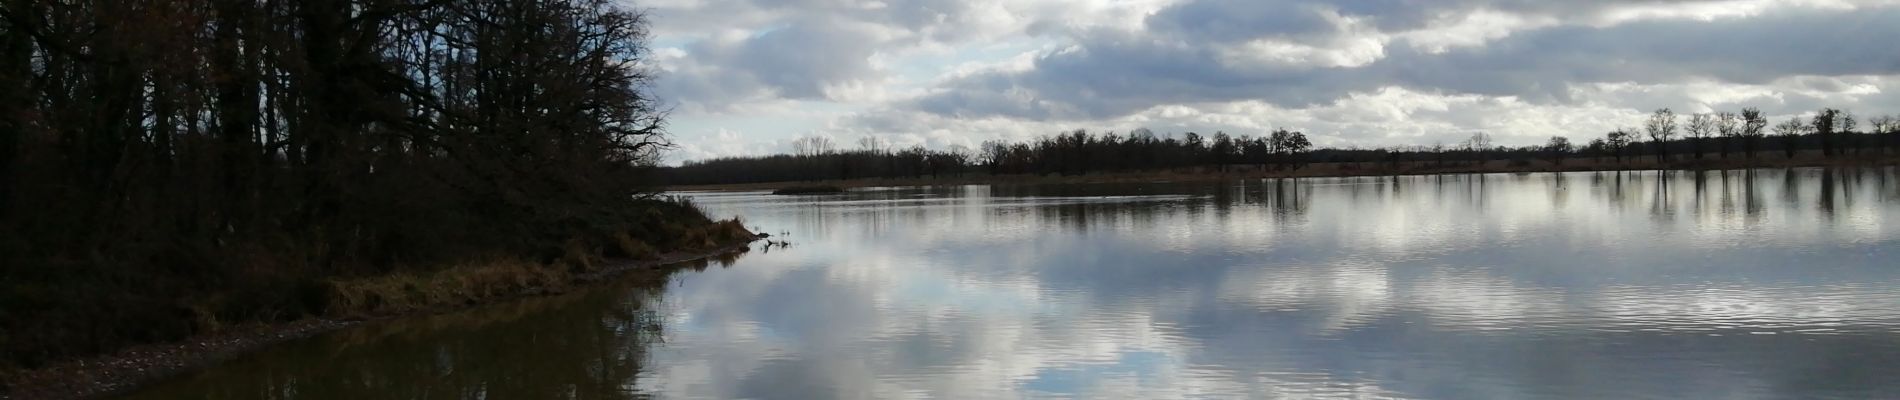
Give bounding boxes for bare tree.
[858,136,890,154]
[979,140,1010,173]
[1836,109,1858,155]
[1544,136,1574,166]
[1431,142,1447,166]
[1645,108,1677,163]
[1210,132,1236,171]
[1686,113,1714,159]
[1774,116,1809,159]
[1466,132,1494,165]
[1741,108,1768,159]
[1715,112,1740,159]
[792,136,836,157]
[939,145,973,177]
[1812,108,1842,157]
[1606,129,1635,162]
[1872,115,1900,154]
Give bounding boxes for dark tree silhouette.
[1741,107,1769,158]
[1545,136,1574,165]
[0,0,711,367]
[1210,132,1237,172]
[1465,132,1494,165]
[1269,128,1313,170]
[1715,112,1740,158]
[1873,115,1900,154]
[1606,129,1636,162]
[1775,116,1810,159]
[1814,108,1843,157]
[1686,113,1714,159]
[1646,108,1677,162]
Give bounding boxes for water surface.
[130,168,1900,399]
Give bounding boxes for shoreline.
[0,237,765,400]
[669,154,1900,192]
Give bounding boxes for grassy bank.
[0,199,759,399]
[0,196,758,393]
[324,217,755,317]
[674,152,1900,191]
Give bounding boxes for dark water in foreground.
[128,168,1900,399]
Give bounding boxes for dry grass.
[676,219,754,252]
[325,258,571,317]
[608,232,660,260]
[560,237,601,273]
[322,217,756,318]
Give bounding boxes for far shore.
[0,237,764,400]
[671,152,1900,192]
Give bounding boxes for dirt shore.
[0,237,765,400]
[670,153,1900,192]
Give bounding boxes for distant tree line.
[0,0,714,368]
[666,128,1314,184]
[663,107,1900,185]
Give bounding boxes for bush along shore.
[2,197,763,400]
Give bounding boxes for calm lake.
[128,168,1900,399]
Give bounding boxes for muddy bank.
[1,237,764,400]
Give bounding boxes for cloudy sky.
[642,0,1900,163]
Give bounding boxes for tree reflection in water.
[128,255,746,400]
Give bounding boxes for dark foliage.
[0,0,696,369]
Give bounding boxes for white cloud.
[643,0,1900,162]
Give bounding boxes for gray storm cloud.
[911,3,1900,120]
[648,0,1900,159]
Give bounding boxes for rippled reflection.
[132,168,1900,399]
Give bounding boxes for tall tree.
[1544,136,1574,166]
[1606,129,1635,162]
[1872,115,1899,154]
[1741,107,1768,159]
[1645,108,1677,163]
[793,136,836,157]
[1840,110,1858,155]
[1775,116,1809,159]
[1466,132,1493,165]
[1685,113,1714,159]
[1715,112,1740,159]
[1813,108,1842,157]
[3,0,681,366]
[1210,132,1235,171]
[1267,128,1312,170]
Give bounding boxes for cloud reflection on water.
[124,168,1900,399]
[664,168,1900,399]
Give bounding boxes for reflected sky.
[130,168,1900,399]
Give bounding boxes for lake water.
[128,168,1900,399]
